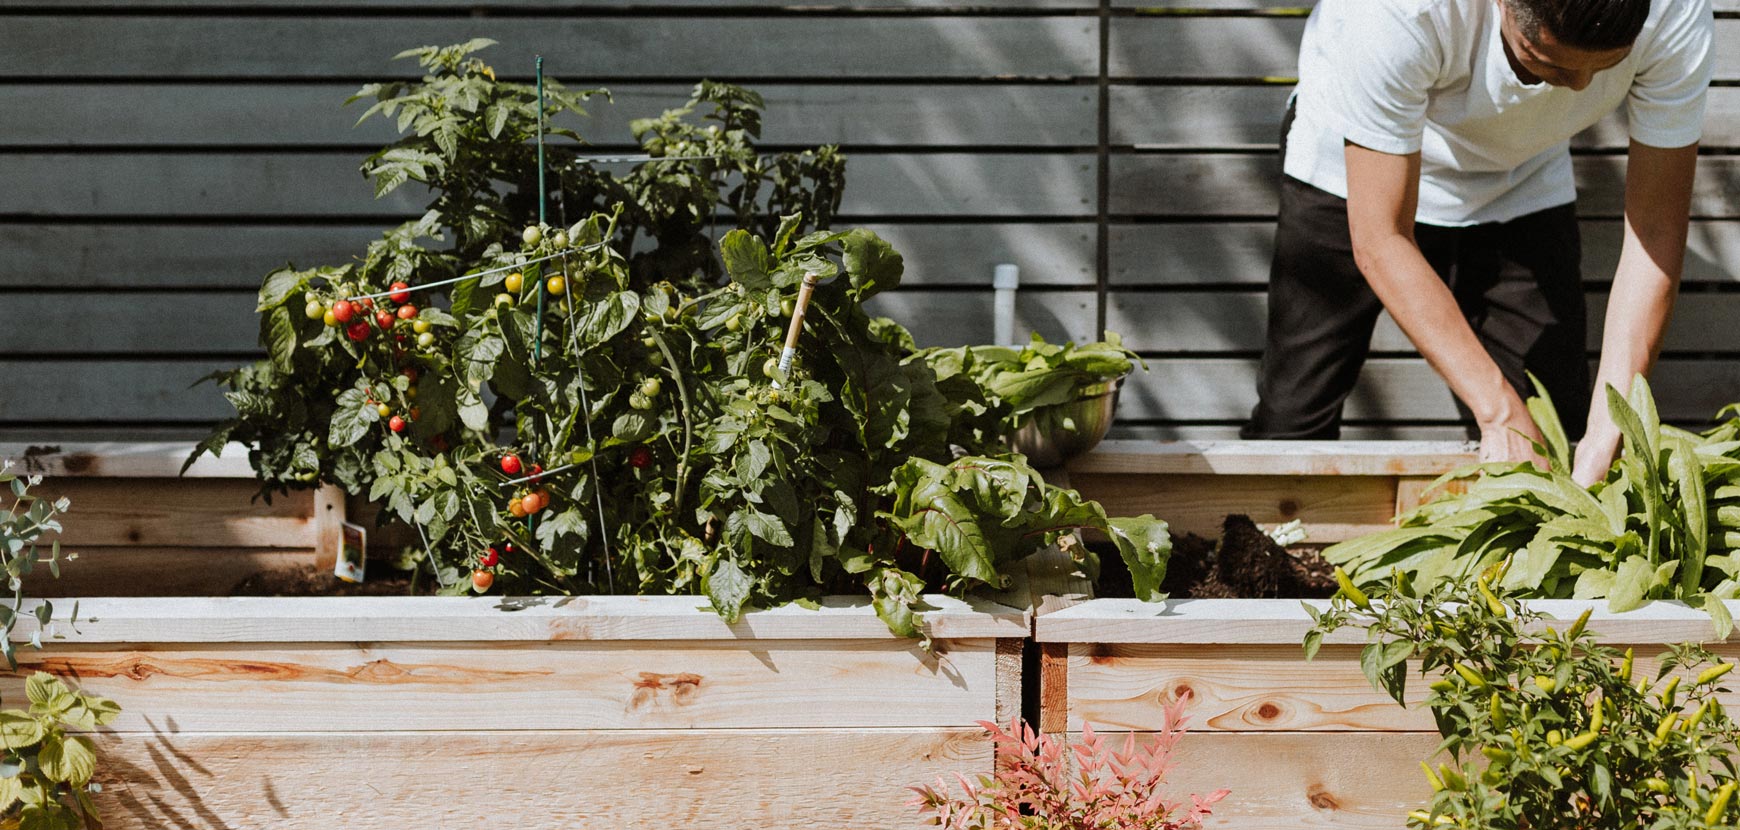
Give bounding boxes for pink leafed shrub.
[910,696,1229,829]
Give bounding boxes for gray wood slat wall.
[2,1,1736,442]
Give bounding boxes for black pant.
[1243,109,1590,440]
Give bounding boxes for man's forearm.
[1591,239,1677,405]
[1355,232,1518,423]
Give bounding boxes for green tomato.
[780,297,795,317]
[640,377,663,398]
[628,391,652,411]
[412,320,432,334]
[494,293,515,308]
[305,300,326,320]
[725,314,742,333]
[522,225,543,246]
[552,231,569,249]
[417,332,436,348]
[762,357,781,379]
[647,349,665,367]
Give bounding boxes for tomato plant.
[190,40,1168,634]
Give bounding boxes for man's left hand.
[1572,418,1621,487]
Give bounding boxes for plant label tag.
[334,522,367,583]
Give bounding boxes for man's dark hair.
[1508,0,1650,51]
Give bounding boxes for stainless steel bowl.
[1007,377,1121,468]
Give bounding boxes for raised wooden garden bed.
[1036,599,1740,829]
[14,594,1024,828]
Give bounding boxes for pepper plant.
[1327,376,1740,636]
[1309,571,1740,829]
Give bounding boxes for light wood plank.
[15,639,995,731]
[1110,17,1740,80]
[1037,598,1740,645]
[1108,155,1740,218]
[1,442,255,478]
[1067,440,1473,477]
[87,728,987,830]
[7,595,1027,643]
[0,16,1099,79]
[1069,471,1401,541]
[866,289,1099,348]
[1108,424,1476,441]
[1117,731,1436,829]
[0,222,1094,290]
[1063,642,1740,733]
[2,83,1098,148]
[1108,219,1740,286]
[21,547,320,598]
[27,478,314,548]
[1,152,1097,218]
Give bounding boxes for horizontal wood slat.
[7,356,1734,425]
[1067,440,1473,476]
[0,222,1095,289]
[0,16,1099,79]
[1036,598,1740,645]
[1115,357,1740,422]
[6,595,1028,642]
[88,728,984,830]
[1108,219,1740,285]
[1068,471,1401,541]
[16,639,996,731]
[0,152,1097,217]
[1109,155,1740,218]
[1064,642,1740,733]
[8,286,1736,357]
[1103,731,1435,829]
[27,478,314,548]
[1110,18,1740,80]
[22,547,318,597]
[3,83,1099,148]
[1104,290,1740,354]
[1108,86,1740,150]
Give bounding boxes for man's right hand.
[1477,391,1547,467]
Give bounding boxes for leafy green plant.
[0,465,72,669]
[910,701,1228,829]
[923,333,1144,435]
[1326,376,1740,635]
[191,41,1170,633]
[1309,572,1740,829]
[0,673,121,830]
[191,39,844,496]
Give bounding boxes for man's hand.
[1572,418,1621,486]
[1477,389,1547,467]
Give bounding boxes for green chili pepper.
[1438,764,1467,792]
[1653,713,1678,746]
[1566,606,1592,640]
[1535,675,1557,695]
[1697,663,1735,686]
[1430,678,1456,694]
[1564,731,1597,750]
[1421,761,1444,792]
[1490,692,1508,728]
[1455,663,1489,689]
[1482,745,1513,763]
[1707,781,1736,825]
[1660,675,1681,704]
[1334,568,1371,609]
[1620,648,1634,682]
[1683,700,1710,732]
[1643,777,1672,794]
[1478,578,1507,618]
[1546,729,1563,746]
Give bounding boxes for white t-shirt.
[1286,0,1714,226]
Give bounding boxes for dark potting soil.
[230,566,419,597]
[1096,514,1337,600]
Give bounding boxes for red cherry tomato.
[346,322,371,342]
[501,454,523,475]
[471,570,495,592]
[360,298,375,310]
[480,547,500,568]
[375,310,396,329]
[529,463,543,483]
[388,415,407,433]
[402,367,419,382]
[397,304,418,320]
[388,282,412,304]
[629,446,653,469]
[331,300,355,323]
